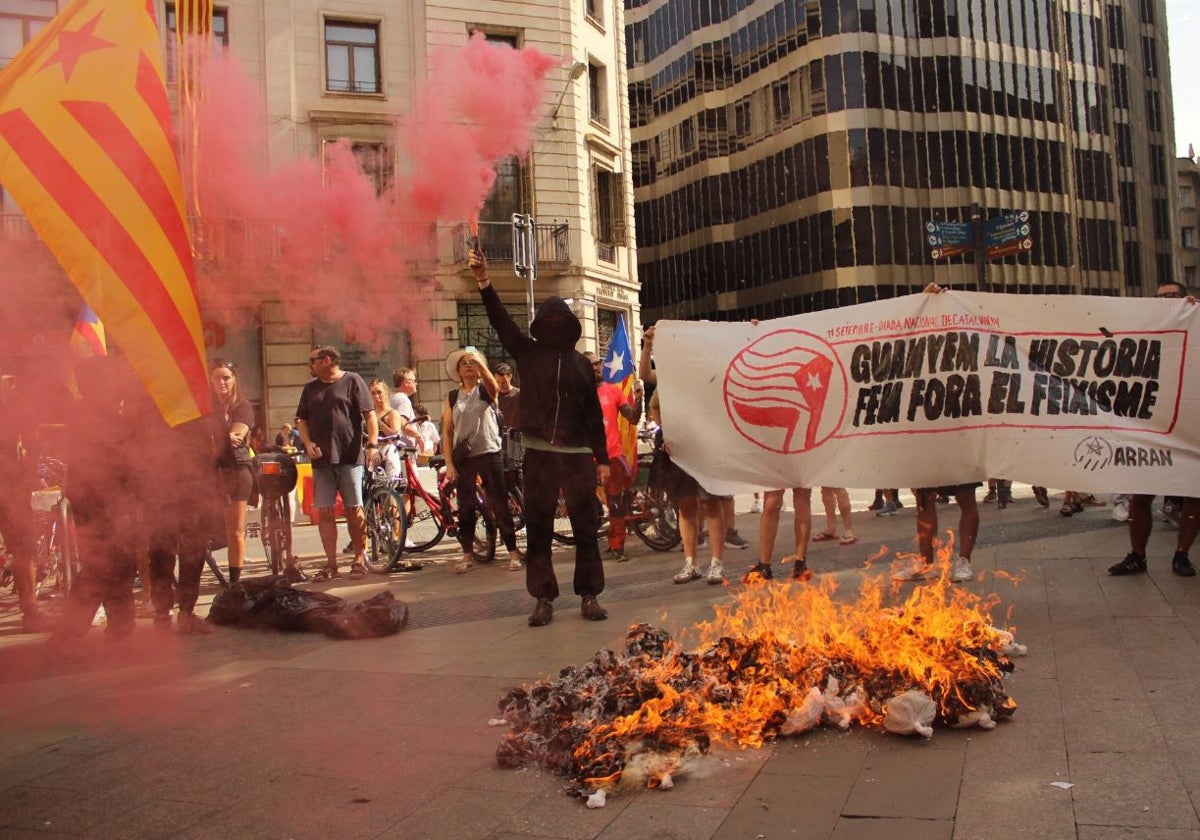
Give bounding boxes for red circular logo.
[723,329,848,454]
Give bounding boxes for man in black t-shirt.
[296,346,380,581]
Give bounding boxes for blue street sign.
[925,220,973,247]
[983,211,1031,248]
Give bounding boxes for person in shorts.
[296,346,380,582]
[639,332,727,585]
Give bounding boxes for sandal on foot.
[812,532,838,542]
[454,560,476,574]
[348,563,368,580]
[312,566,340,582]
[840,535,858,545]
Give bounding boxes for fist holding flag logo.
[724,330,848,454]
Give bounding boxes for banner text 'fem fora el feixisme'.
[653,292,1194,496]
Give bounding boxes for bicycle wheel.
[365,486,404,573]
[631,487,682,551]
[261,496,286,574]
[402,488,446,552]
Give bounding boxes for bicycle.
[361,437,409,573]
[402,450,524,563]
[28,456,79,597]
[253,449,298,576]
[550,451,681,551]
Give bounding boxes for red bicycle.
[400,450,525,563]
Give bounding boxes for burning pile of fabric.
[494,559,1022,800]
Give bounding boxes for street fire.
[495,542,1022,799]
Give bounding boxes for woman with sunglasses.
[210,360,255,584]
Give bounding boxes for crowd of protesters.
[0,275,1194,640]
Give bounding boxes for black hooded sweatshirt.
[480,285,608,464]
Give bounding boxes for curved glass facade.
[627,0,1177,321]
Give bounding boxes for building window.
[679,118,694,152]
[588,61,608,127]
[598,308,620,356]
[458,303,526,369]
[0,2,54,68]
[1186,266,1197,286]
[164,4,229,83]
[1181,185,1195,208]
[1142,36,1158,78]
[325,19,380,94]
[772,78,792,124]
[1184,227,1196,249]
[477,155,532,256]
[585,0,603,29]
[592,164,626,262]
[734,99,752,138]
[321,141,394,196]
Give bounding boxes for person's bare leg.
[819,487,837,537]
[345,505,367,565]
[955,487,979,560]
[317,506,339,570]
[759,490,784,566]
[791,488,813,578]
[703,498,725,563]
[916,490,939,566]
[225,501,247,581]
[836,488,854,539]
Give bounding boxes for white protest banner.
[653,292,1199,497]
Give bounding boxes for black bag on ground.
[208,576,409,639]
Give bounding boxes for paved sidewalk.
[0,490,1198,839]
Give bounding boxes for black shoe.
[791,558,813,581]
[1172,552,1197,577]
[743,563,773,582]
[1108,553,1147,576]
[1033,486,1049,508]
[528,598,554,627]
[580,596,607,621]
[176,612,215,635]
[21,609,49,634]
[982,490,997,503]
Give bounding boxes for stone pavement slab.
[0,489,1198,838]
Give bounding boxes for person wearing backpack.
[442,347,521,573]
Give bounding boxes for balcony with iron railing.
[450,220,571,270]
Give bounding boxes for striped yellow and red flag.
[0,0,209,426]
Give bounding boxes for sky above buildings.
[1170,0,1200,157]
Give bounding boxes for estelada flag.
[602,315,639,471]
[69,302,107,359]
[0,0,209,426]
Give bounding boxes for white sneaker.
[892,559,932,581]
[673,558,701,584]
[706,560,725,585]
[951,556,974,582]
[748,498,762,514]
[1111,500,1129,523]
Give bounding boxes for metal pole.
[512,213,538,327]
[971,202,988,292]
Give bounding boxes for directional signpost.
[982,210,1033,259]
[927,205,1035,290]
[926,220,973,260]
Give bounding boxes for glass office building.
[627,0,1177,321]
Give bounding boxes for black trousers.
[148,532,208,615]
[56,508,137,638]
[522,448,603,601]
[456,451,516,553]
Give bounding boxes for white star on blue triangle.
[602,316,635,385]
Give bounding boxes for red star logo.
[39,12,115,82]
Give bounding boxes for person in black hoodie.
[472,245,610,627]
